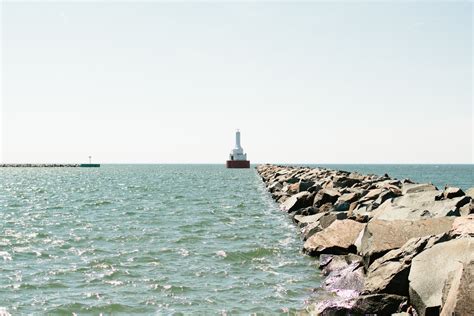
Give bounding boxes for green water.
[1,164,472,314]
[0,165,320,314]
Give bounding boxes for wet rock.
[409,238,474,316]
[303,220,366,256]
[319,254,365,295]
[363,233,450,296]
[313,188,341,207]
[319,253,364,273]
[312,294,407,315]
[440,261,474,316]
[358,218,455,266]
[280,191,314,213]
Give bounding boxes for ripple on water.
[0,165,323,314]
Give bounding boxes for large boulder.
[303,220,366,256]
[440,261,474,316]
[358,218,455,266]
[371,195,470,221]
[280,191,314,212]
[363,233,450,296]
[409,238,474,316]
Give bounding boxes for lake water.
[0,164,472,314]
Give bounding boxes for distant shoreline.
[0,164,100,168]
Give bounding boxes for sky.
[1,1,472,164]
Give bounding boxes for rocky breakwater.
[256,164,474,315]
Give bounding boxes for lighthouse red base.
[226,160,250,168]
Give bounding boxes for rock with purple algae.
[319,254,365,294]
[312,294,407,316]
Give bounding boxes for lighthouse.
[226,129,250,168]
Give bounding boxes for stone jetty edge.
[256,164,473,316]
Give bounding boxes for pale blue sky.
[1,1,472,163]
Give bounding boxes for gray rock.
[280,191,314,213]
[319,253,364,273]
[300,212,347,240]
[363,233,450,296]
[323,262,365,293]
[440,261,474,316]
[303,220,366,256]
[401,183,437,195]
[409,238,474,316]
[358,218,455,266]
[371,195,470,221]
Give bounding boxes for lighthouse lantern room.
[226,130,250,168]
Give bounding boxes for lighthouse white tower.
[226,129,250,168]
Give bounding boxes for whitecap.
[216,250,227,258]
[0,251,12,261]
[178,248,189,257]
